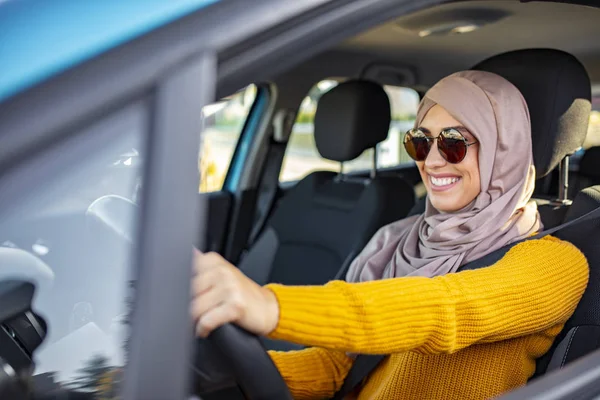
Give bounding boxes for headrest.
[314,80,391,162]
[578,147,600,179]
[473,49,591,178]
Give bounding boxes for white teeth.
[430,176,459,187]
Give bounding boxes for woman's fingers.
[191,251,231,297]
[190,252,239,336]
[195,302,239,338]
[193,251,229,276]
[191,263,221,297]
[190,284,228,323]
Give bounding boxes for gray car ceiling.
[274,0,600,108]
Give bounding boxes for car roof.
[275,0,600,97]
[0,0,220,103]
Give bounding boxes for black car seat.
[571,146,600,195]
[407,49,591,227]
[473,49,591,228]
[526,186,600,379]
[239,80,415,287]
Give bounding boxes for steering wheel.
[194,324,292,400]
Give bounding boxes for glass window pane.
[199,84,257,192]
[0,103,147,398]
[280,79,419,182]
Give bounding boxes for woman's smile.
[428,173,461,191]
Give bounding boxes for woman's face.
[417,105,481,213]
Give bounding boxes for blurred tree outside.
[68,354,113,397]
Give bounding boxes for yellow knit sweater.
[265,236,588,400]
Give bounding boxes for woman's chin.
[429,193,465,213]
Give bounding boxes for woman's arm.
[266,236,589,355]
[268,347,353,400]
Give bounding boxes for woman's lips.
[429,175,461,192]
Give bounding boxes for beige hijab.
[346,70,542,282]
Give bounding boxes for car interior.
[194,0,600,397]
[4,0,600,399]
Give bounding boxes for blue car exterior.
[0,0,220,102]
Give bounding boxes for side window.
[199,84,257,192]
[0,103,147,397]
[279,79,420,182]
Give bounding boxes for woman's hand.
[191,249,280,338]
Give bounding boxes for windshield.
[0,103,146,396]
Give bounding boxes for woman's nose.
[424,139,447,168]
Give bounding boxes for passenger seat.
[530,185,600,378]
[239,80,415,287]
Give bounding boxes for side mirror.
[0,280,47,398]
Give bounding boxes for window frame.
[0,41,217,400]
[196,83,273,194]
[121,54,217,399]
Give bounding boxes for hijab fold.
[346,71,542,282]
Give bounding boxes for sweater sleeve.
[268,347,353,399]
[265,236,589,355]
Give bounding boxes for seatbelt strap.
[245,110,295,250]
[331,355,384,400]
[246,140,285,247]
[332,203,600,400]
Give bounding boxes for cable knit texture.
[266,236,588,399]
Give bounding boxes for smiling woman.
[407,107,481,212]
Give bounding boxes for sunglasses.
[403,127,478,164]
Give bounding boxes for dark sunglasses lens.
[404,130,430,161]
[438,130,468,163]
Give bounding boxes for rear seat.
[571,146,600,195]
